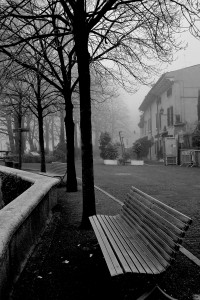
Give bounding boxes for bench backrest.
[50,162,67,174]
[120,186,192,262]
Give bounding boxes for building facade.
[138,65,200,160]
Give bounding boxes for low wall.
[0,166,60,299]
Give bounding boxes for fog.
[121,30,200,140]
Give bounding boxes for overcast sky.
[122,30,200,136]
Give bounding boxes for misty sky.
[122,30,200,136]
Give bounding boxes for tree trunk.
[44,117,50,154]
[36,94,46,172]
[74,121,79,159]
[38,110,46,172]
[26,115,35,151]
[51,115,55,151]
[18,114,22,169]
[63,89,77,192]
[74,4,96,228]
[60,109,65,144]
[6,115,15,152]
[13,114,19,154]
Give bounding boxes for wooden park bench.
[89,186,192,299]
[39,162,67,184]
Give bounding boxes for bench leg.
[136,285,178,300]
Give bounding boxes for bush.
[132,136,152,159]
[53,149,66,162]
[0,172,32,206]
[53,142,67,162]
[99,132,112,159]
[132,142,142,160]
[104,143,119,160]
[5,154,19,162]
[45,155,57,163]
[23,154,41,163]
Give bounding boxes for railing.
[180,149,200,167]
[0,166,60,298]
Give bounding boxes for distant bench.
[0,151,11,161]
[89,186,192,299]
[39,162,67,184]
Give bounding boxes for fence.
[180,149,200,167]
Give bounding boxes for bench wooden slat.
[131,187,192,225]
[105,215,160,274]
[102,215,148,274]
[96,215,133,273]
[126,194,185,241]
[117,215,171,272]
[129,190,189,232]
[115,216,167,274]
[121,210,176,263]
[124,199,181,249]
[89,216,123,276]
[122,207,178,255]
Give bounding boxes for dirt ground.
[10,190,200,299]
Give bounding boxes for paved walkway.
[10,182,200,300]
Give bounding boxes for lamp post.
[119,131,125,157]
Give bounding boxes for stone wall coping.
[0,166,60,257]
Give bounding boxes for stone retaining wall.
[0,166,60,299]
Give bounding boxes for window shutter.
[167,108,170,126]
[171,106,173,125]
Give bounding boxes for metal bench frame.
[89,186,192,299]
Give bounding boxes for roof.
[139,64,200,111]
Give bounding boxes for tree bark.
[38,108,46,172]
[51,115,55,151]
[44,117,50,154]
[6,115,15,152]
[63,89,77,192]
[74,3,96,228]
[59,109,65,144]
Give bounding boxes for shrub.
[45,155,57,163]
[0,172,32,206]
[132,136,152,159]
[132,142,142,160]
[53,149,66,162]
[23,154,41,163]
[104,143,119,160]
[99,132,112,159]
[53,142,67,162]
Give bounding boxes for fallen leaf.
[62,260,69,264]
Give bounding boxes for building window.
[175,114,181,124]
[167,87,172,98]
[167,106,173,126]
[148,118,152,132]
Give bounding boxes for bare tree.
[0,2,78,191]
[0,65,30,168]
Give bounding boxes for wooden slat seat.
[89,186,192,278]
